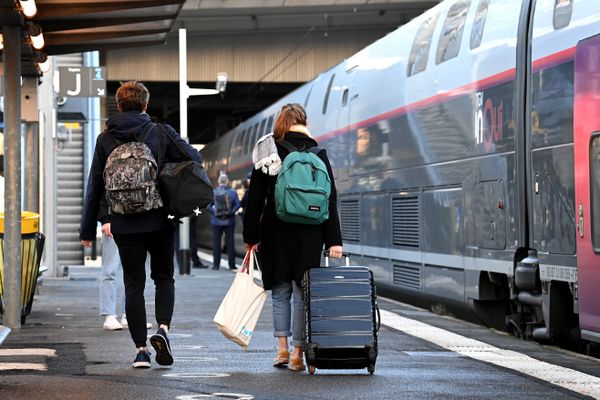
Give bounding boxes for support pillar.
[2,24,23,329]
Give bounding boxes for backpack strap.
[158,124,194,162]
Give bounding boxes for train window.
[322,74,336,115]
[233,129,245,158]
[249,123,260,153]
[553,0,572,30]
[304,85,314,108]
[342,88,349,107]
[407,14,439,76]
[436,0,471,64]
[251,119,266,148]
[470,0,490,49]
[266,115,274,134]
[591,134,600,252]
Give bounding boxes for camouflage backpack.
[103,123,163,215]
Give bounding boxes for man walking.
[208,173,240,270]
[80,81,201,368]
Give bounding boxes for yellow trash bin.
[0,212,46,324]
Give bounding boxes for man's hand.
[101,223,112,238]
[81,240,92,247]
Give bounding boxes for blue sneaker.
[150,328,173,366]
[132,351,151,368]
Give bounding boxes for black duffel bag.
[157,126,213,218]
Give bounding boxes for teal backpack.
[274,141,332,225]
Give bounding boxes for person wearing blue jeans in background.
[208,173,240,270]
[100,228,126,330]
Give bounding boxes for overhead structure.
[1,0,185,76]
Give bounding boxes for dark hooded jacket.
[79,111,201,240]
[242,130,342,290]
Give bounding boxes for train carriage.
[199,0,600,346]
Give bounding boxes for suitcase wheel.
[368,364,375,375]
[309,365,316,375]
[306,348,316,364]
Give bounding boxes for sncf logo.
[474,91,504,151]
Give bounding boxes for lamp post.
[178,28,224,274]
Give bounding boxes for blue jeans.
[271,280,304,347]
[212,224,235,269]
[100,233,124,316]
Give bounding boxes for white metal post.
[178,28,191,275]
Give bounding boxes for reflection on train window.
[322,74,336,115]
[553,0,573,30]
[470,0,490,49]
[266,115,274,134]
[407,14,439,76]
[591,134,600,252]
[436,0,471,64]
[354,124,389,169]
[244,123,258,155]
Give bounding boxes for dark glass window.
[304,85,314,108]
[255,119,267,144]
[407,14,439,76]
[322,74,336,115]
[553,0,573,30]
[470,0,490,49]
[436,0,471,64]
[244,123,259,155]
[342,88,349,106]
[591,134,600,252]
[232,129,245,158]
[266,115,274,133]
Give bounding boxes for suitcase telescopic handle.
[323,250,351,267]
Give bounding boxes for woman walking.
[243,103,343,371]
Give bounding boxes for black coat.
[242,131,343,290]
[79,111,201,240]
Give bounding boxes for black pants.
[114,227,175,347]
[212,224,235,269]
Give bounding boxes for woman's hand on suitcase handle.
[328,245,343,259]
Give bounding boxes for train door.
[574,34,600,342]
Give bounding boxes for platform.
[1,253,600,400]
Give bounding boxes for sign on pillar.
[58,66,106,98]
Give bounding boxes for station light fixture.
[19,0,37,18]
[37,53,50,73]
[29,23,44,50]
[216,72,228,94]
[0,34,3,51]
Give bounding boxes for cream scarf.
[252,125,312,176]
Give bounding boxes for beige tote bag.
[213,249,267,350]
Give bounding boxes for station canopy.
[0,0,185,76]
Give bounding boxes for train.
[198,0,600,346]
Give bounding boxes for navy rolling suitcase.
[303,252,380,374]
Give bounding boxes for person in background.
[208,173,240,270]
[80,81,201,368]
[98,199,126,331]
[98,198,152,331]
[238,172,251,221]
[243,103,343,372]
